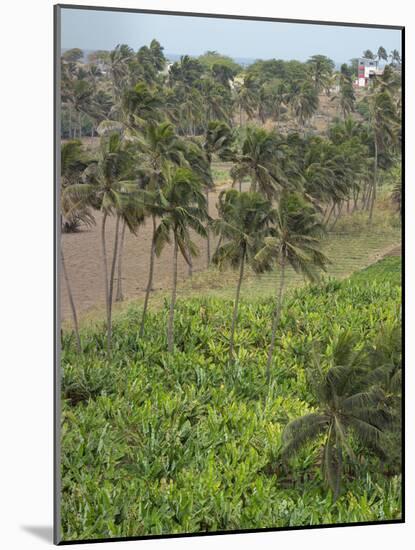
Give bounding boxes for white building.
[356,58,383,87]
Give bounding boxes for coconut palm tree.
[203,120,235,265]
[338,74,356,120]
[134,122,188,337]
[389,49,401,67]
[109,44,135,100]
[377,46,388,66]
[211,190,276,361]
[63,132,137,354]
[367,90,399,223]
[240,126,289,200]
[60,140,96,352]
[184,140,214,275]
[281,331,392,500]
[290,80,319,132]
[254,192,329,382]
[306,55,335,94]
[153,167,208,352]
[233,77,257,125]
[60,140,95,233]
[115,197,146,302]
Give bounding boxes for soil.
[60,187,224,321]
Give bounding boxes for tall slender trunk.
[68,105,72,138]
[229,252,245,361]
[239,179,242,193]
[139,214,157,337]
[205,188,211,267]
[61,249,81,353]
[330,207,341,231]
[325,202,336,226]
[116,219,126,302]
[78,111,82,138]
[167,234,179,352]
[106,214,121,354]
[100,211,110,352]
[187,242,193,277]
[214,235,223,258]
[368,138,378,224]
[266,259,286,384]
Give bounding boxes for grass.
[60,256,402,541]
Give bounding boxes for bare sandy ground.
[60,188,224,321]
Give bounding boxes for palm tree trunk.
[61,249,81,353]
[139,214,157,338]
[330,208,341,231]
[187,243,193,277]
[229,252,245,361]
[325,202,336,226]
[106,214,121,354]
[368,138,378,224]
[266,259,286,383]
[205,188,211,267]
[68,105,72,138]
[100,211,110,353]
[116,219,126,302]
[167,234,179,352]
[214,235,223,258]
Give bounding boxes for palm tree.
[367,90,399,223]
[281,332,392,500]
[255,192,329,382]
[63,132,136,354]
[211,190,276,361]
[363,49,375,60]
[109,44,135,100]
[233,77,257,125]
[134,122,187,337]
[389,49,401,67]
[60,140,96,352]
[240,126,288,200]
[200,78,233,127]
[306,55,334,94]
[338,74,356,119]
[153,167,208,351]
[184,140,215,275]
[203,120,235,265]
[115,197,145,302]
[290,81,319,132]
[377,46,388,67]
[60,140,95,233]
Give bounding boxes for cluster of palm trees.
[61,41,400,139]
[60,41,401,361]
[362,47,401,68]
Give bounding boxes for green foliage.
[61,259,401,540]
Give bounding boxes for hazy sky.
[60,7,402,63]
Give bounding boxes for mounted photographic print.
[54,4,404,544]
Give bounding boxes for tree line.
[61,39,401,358]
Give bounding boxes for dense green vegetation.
[61,257,401,540]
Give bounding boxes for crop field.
[58,19,402,543]
[60,256,402,540]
